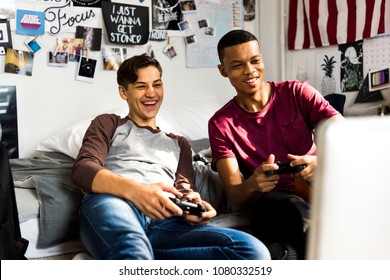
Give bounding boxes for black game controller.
[265,162,307,176]
[169,196,206,217]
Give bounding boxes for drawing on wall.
[339,41,364,92]
[243,0,255,21]
[4,48,34,76]
[56,38,84,62]
[102,48,127,71]
[0,84,18,159]
[152,0,183,31]
[0,19,13,55]
[291,52,315,86]
[316,52,341,96]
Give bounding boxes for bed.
[10,97,248,260]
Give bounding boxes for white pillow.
[36,98,222,159]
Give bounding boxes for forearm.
[91,168,144,201]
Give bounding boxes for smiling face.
[119,65,164,128]
[218,40,265,101]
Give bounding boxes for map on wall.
[183,0,243,68]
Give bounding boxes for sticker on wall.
[101,1,149,45]
[149,30,168,42]
[76,56,97,83]
[0,19,13,55]
[4,48,34,76]
[16,9,45,36]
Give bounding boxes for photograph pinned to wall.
[0,19,13,55]
[205,27,215,36]
[4,48,34,76]
[76,56,97,83]
[198,19,208,29]
[180,0,197,13]
[152,0,183,30]
[25,36,41,53]
[339,40,364,92]
[48,51,68,67]
[184,34,196,45]
[0,84,18,158]
[163,44,177,59]
[178,20,190,32]
[102,47,127,71]
[316,52,341,96]
[16,9,45,36]
[56,38,84,62]
[75,26,102,51]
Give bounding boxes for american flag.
[287,0,390,50]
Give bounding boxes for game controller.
[265,162,307,176]
[169,196,206,217]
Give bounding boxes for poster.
[0,19,13,55]
[152,0,183,31]
[0,85,18,158]
[16,9,45,36]
[339,40,364,92]
[102,1,149,45]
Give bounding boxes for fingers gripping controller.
[169,196,206,217]
[265,162,307,176]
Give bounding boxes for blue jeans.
[79,193,270,260]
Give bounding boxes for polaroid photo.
[205,27,215,36]
[25,36,41,53]
[178,20,191,32]
[163,45,177,59]
[76,56,97,83]
[180,0,197,13]
[198,19,208,28]
[184,34,196,45]
[48,51,68,67]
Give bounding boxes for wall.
[3,0,269,157]
[282,0,390,116]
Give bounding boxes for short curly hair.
[217,30,258,63]
[117,55,163,88]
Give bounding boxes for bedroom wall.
[1,0,284,158]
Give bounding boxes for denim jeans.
[79,193,270,260]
